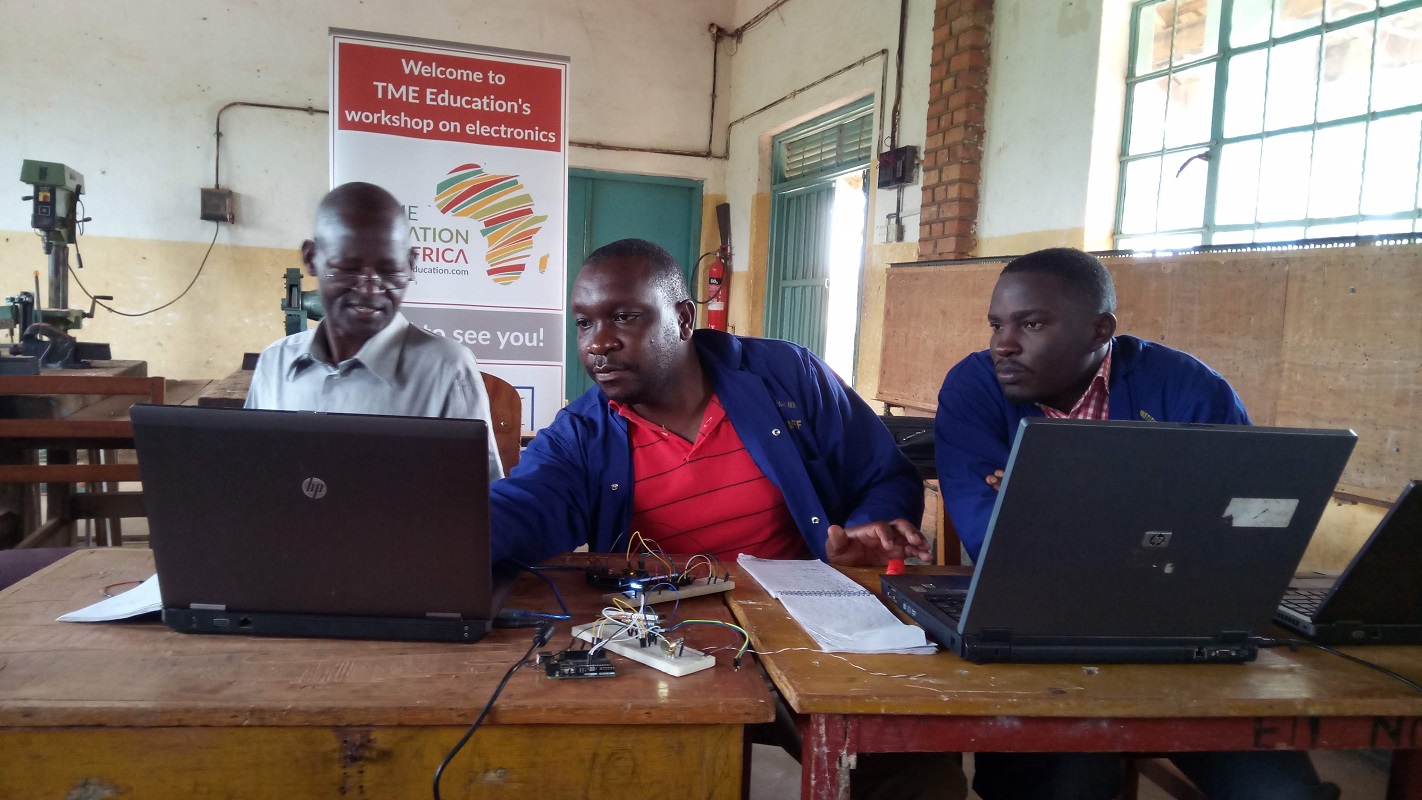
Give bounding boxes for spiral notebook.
[737,555,935,654]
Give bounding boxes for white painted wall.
[722,0,934,258]
[977,0,1132,254]
[0,0,1143,378]
[0,0,733,251]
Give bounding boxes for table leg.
[1389,750,1422,800]
[84,449,122,547]
[44,449,74,546]
[0,445,40,549]
[801,714,854,800]
[746,729,763,800]
[104,448,123,546]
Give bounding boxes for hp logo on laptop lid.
[302,477,328,499]
[1142,531,1172,548]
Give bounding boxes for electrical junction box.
[877,145,920,189]
[201,187,234,223]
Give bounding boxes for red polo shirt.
[1038,343,1113,420]
[611,395,806,561]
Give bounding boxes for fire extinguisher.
[706,202,732,331]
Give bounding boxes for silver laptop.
[131,405,500,642]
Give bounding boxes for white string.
[706,646,1071,696]
[747,647,930,680]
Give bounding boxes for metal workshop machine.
[281,267,324,337]
[2,160,113,371]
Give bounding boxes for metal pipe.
[891,0,910,234]
[569,141,723,159]
[727,50,889,132]
[707,24,721,155]
[48,246,68,310]
[214,102,329,188]
[723,0,798,41]
[890,0,908,150]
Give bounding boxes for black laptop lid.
[1315,481,1422,625]
[961,419,1356,640]
[131,405,492,619]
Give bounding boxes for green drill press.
[2,160,112,370]
[281,267,324,336]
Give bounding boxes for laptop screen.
[1316,481,1422,624]
[132,405,493,620]
[961,419,1356,639]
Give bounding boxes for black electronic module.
[539,649,617,679]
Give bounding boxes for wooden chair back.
[480,372,522,471]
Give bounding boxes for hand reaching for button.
[826,519,932,566]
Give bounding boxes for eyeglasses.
[322,268,413,290]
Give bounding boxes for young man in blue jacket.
[935,247,1337,800]
[493,238,957,800]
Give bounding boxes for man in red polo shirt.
[491,238,958,800]
[492,238,932,569]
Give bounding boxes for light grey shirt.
[245,313,505,480]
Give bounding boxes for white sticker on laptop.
[1222,498,1299,528]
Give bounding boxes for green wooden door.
[765,181,835,352]
[763,98,874,362]
[565,170,702,402]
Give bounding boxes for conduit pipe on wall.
[214,102,328,188]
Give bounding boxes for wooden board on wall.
[876,261,1004,410]
[1275,245,1422,498]
[878,244,1422,501]
[1111,252,1288,426]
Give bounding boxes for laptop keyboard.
[927,592,966,623]
[1280,588,1329,616]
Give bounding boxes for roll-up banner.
[331,29,568,433]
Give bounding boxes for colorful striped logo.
[434,163,547,285]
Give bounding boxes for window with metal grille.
[1117,0,1422,249]
[776,105,875,184]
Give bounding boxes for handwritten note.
[738,556,934,654]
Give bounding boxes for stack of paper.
[738,556,935,654]
[57,574,162,622]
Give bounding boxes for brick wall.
[918,0,993,260]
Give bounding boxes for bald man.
[245,182,503,479]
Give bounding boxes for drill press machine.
[2,160,112,370]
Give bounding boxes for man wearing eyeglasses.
[245,181,504,479]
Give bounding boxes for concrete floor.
[749,745,1389,799]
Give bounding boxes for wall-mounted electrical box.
[876,145,920,189]
[200,187,234,223]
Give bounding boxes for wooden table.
[194,367,252,408]
[1,373,216,547]
[0,549,773,798]
[727,565,1422,800]
[0,362,150,546]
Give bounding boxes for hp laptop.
[1274,481,1422,645]
[883,418,1356,664]
[131,405,503,643]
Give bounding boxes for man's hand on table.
[826,519,932,566]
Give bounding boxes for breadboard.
[571,622,716,677]
[602,578,736,606]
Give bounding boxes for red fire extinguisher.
[706,203,732,331]
[706,245,731,331]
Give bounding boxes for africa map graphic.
[434,163,549,285]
